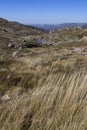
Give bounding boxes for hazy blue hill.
[32,23,87,31]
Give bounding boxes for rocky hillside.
[1,18,87,49]
[41,26,87,46]
[0,18,46,49]
[0,18,45,35]
[1,18,87,130]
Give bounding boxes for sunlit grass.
[0,45,87,130]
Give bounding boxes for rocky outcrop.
[79,36,87,42]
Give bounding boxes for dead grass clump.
[0,71,21,94]
[20,73,39,90]
[74,58,87,69]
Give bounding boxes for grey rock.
[1,94,10,102]
[8,43,15,48]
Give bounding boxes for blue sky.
[0,0,87,24]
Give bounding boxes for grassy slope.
[1,18,87,130]
[0,45,87,130]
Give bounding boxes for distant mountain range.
[31,23,87,31]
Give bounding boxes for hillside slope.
[0,18,45,49]
[1,18,87,130]
[0,18,44,35]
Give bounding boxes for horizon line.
[0,17,87,25]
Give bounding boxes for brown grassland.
[0,43,87,130]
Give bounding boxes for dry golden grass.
[0,67,87,130]
[0,46,87,130]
